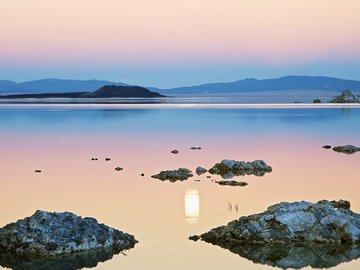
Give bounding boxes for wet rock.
[171,150,179,154]
[91,158,98,161]
[190,147,201,150]
[105,158,111,161]
[206,176,211,179]
[329,90,360,103]
[34,170,42,173]
[114,167,123,171]
[333,145,360,154]
[151,168,193,182]
[140,173,145,177]
[322,145,332,149]
[0,210,137,258]
[193,200,360,246]
[215,180,248,187]
[189,235,200,241]
[209,159,272,178]
[196,166,207,175]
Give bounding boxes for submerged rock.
[195,166,207,175]
[151,168,193,182]
[333,145,360,154]
[0,210,137,258]
[192,200,360,245]
[209,159,272,178]
[215,180,248,187]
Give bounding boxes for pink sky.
[1,0,360,86]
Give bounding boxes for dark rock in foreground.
[0,247,126,270]
[193,200,360,245]
[215,180,248,187]
[329,90,360,103]
[151,168,193,182]
[333,145,360,154]
[191,200,360,268]
[0,210,137,258]
[170,150,179,154]
[209,159,272,178]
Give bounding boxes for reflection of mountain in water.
[208,242,360,269]
[0,247,127,270]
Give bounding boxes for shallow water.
[0,104,360,270]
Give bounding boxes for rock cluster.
[151,168,193,182]
[0,210,137,258]
[333,145,360,154]
[329,90,360,103]
[192,200,360,245]
[209,159,272,178]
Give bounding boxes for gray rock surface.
[195,166,207,175]
[193,200,360,245]
[0,210,137,258]
[151,168,193,182]
[333,145,360,154]
[209,159,272,178]
[215,180,248,187]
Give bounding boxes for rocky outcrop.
[195,166,207,175]
[151,168,193,182]
[191,200,360,268]
[0,210,137,258]
[333,145,360,154]
[215,180,248,187]
[192,200,360,245]
[209,159,272,178]
[329,90,360,103]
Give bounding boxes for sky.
[1,0,360,88]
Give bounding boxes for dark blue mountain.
[0,79,127,94]
[153,76,360,94]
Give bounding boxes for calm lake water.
[0,104,360,270]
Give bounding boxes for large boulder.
[191,200,360,268]
[209,159,272,178]
[194,200,360,245]
[0,210,137,258]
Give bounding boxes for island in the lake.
[0,85,165,99]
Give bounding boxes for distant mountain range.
[1,76,360,95]
[0,85,164,99]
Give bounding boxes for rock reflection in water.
[0,247,128,270]
[206,242,360,269]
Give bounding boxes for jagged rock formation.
[151,168,193,182]
[208,159,272,179]
[0,210,137,258]
[329,90,360,103]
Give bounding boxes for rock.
[194,200,360,246]
[313,97,321,103]
[105,158,111,161]
[206,176,211,179]
[151,168,193,182]
[34,170,42,173]
[215,180,248,187]
[333,145,360,154]
[114,167,123,171]
[91,158,98,161]
[209,159,272,178]
[170,150,179,154]
[140,173,145,177]
[189,235,200,241]
[322,145,332,149]
[0,210,137,258]
[195,166,207,175]
[329,90,360,103]
[190,147,201,150]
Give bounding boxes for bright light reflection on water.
[185,190,200,223]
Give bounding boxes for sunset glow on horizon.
[1,0,360,87]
